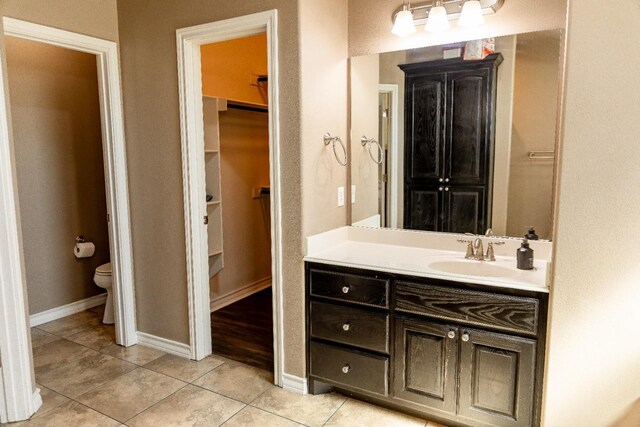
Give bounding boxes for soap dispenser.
[517,239,534,270]
[525,226,539,240]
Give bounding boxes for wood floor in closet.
[210,287,274,371]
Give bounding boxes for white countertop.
[305,227,551,293]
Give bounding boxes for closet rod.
[228,101,268,113]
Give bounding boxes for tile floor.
[2,307,448,427]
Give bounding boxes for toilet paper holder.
[75,236,85,248]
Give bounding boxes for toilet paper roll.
[74,242,95,258]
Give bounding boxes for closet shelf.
[205,149,219,154]
[207,200,221,206]
[208,250,223,257]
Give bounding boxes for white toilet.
[93,262,114,324]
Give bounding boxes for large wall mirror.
[349,29,563,241]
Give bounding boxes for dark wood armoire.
[400,53,503,234]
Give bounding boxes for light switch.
[351,185,356,204]
[338,186,345,207]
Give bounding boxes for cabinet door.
[405,185,443,231]
[458,328,536,427]
[405,74,446,183]
[446,69,490,186]
[443,186,486,234]
[393,318,458,413]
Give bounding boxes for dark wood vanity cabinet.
[401,55,503,234]
[306,262,547,427]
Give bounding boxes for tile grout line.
[320,396,349,427]
[188,381,252,407]
[121,382,192,424]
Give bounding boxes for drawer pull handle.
[342,364,350,374]
[447,330,456,339]
[462,332,470,342]
[342,323,350,332]
[341,286,350,294]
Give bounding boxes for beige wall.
[506,32,560,239]
[348,0,566,57]
[210,108,272,302]
[543,0,640,425]
[299,0,349,237]
[5,37,110,314]
[201,34,268,106]
[350,54,379,224]
[491,36,517,236]
[0,0,119,42]
[115,0,312,375]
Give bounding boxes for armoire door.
[404,73,446,183]
[406,185,444,231]
[445,68,491,186]
[443,186,486,234]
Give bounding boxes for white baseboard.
[136,331,191,358]
[282,372,308,395]
[210,277,271,312]
[30,293,107,327]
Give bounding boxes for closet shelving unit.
[203,96,226,277]
[202,96,269,280]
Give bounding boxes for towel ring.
[324,133,348,167]
[361,136,384,165]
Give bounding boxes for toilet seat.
[95,262,112,276]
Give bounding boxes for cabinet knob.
[341,286,350,294]
[462,333,470,342]
[444,187,450,192]
[439,186,444,192]
[445,178,450,183]
[342,323,350,332]
[439,178,444,183]
[342,364,350,374]
[447,330,456,339]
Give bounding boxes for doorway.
[201,32,273,371]
[176,11,283,385]
[5,34,115,330]
[0,18,135,422]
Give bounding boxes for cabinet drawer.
[395,281,539,335]
[310,268,389,308]
[310,341,389,396]
[310,302,389,353]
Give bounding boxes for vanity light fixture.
[425,1,450,32]
[458,0,485,26]
[391,0,504,36]
[391,1,417,37]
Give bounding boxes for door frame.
[0,18,137,421]
[176,10,284,385]
[379,84,399,229]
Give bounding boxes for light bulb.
[458,0,485,27]
[425,5,450,32]
[392,7,416,37]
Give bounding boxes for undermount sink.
[428,260,519,278]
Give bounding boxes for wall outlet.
[351,185,356,204]
[337,186,345,207]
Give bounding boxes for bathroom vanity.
[305,227,550,427]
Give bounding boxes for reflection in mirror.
[349,30,562,240]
